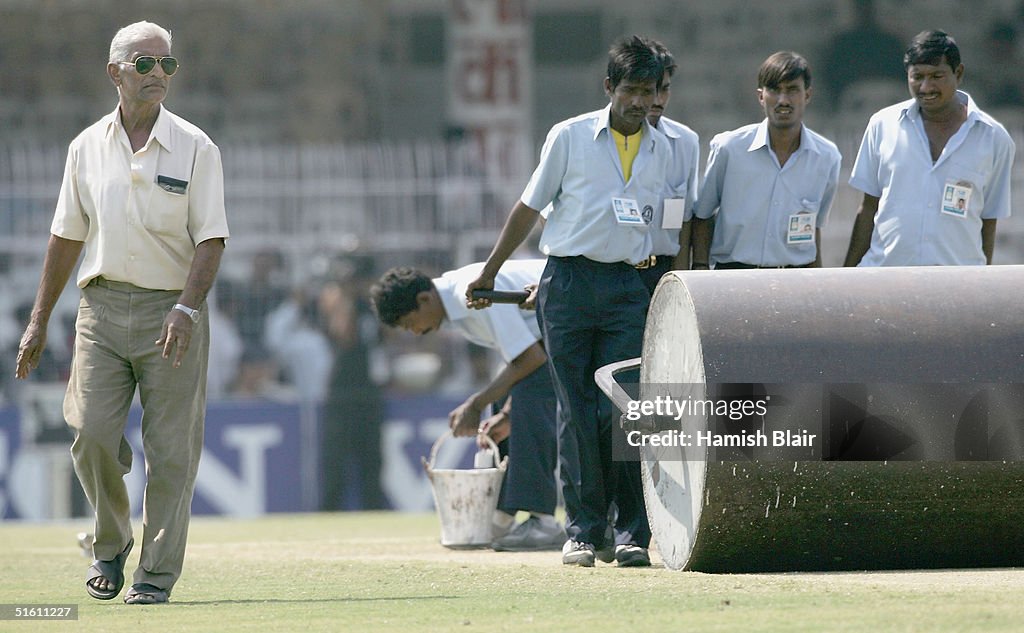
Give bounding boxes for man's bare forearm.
[982,219,997,265]
[481,202,540,279]
[177,238,225,309]
[468,342,547,410]
[690,217,712,268]
[843,194,879,267]
[672,220,692,270]
[30,235,84,326]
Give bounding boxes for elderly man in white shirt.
[844,30,1015,267]
[692,51,841,269]
[466,36,673,568]
[372,260,565,552]
[15,21,228,605]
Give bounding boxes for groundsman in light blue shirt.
[845,29,1015,267]
[692,51,841,269]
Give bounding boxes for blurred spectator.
[263,287,333,403]
[234,248,288,353]
[206,286,243,399]
[318,266,388,511]
[820,0,905,110]
[229,345,294,401]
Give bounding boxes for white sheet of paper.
[662,198,686,230]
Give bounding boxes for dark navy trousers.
[536,255,651,548]
[636,257,675,297]
[495,362,559,515]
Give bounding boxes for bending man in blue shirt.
[372,260,564,552]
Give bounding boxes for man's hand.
[477,411,510,448]
[449,398,484,437]
[15,321,47,379]
[521,283,539,311]
[156,309,193,368]
[465,274,496,310]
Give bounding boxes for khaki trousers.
[65,277,208,593]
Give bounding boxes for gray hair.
[108,21,172,63]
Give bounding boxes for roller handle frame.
[594,357,654,433]
[469,289,531,304]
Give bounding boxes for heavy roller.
[596,266,1024,572]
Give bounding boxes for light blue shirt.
[849,91,1015,266]
[695,120,841,267]
[435,260,544,364]
[650,116,700,257]
[522,104,674,265]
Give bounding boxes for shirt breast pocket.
[798,198,821,213]
[144,184,189,236]
[947,165,987,212]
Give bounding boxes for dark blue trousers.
[637,257,675,297]
[496,363,559,515]
[537,256,651,548]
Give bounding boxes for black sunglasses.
[122,56,179,76]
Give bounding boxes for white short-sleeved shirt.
[51,105,230,289]
[650,116,700,257]
[849,91,1015,266]
[694,120,841,267]
[521,104,674,265]
[435,259,545,364]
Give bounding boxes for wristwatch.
[173,303,200,323]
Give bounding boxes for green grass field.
[3,512,1024,632]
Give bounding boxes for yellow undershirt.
[610,126,643,182]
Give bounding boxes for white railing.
[3,129,1024,266]
[0,139,531,256]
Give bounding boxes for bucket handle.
[423,430,507,473]
[594,357,648,433]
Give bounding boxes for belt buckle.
[635,255,656,270]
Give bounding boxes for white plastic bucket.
[422,431,508,549]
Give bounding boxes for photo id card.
[612,197,645,225]
[941,181,973,218]
[662,198,686,230]
[787,212,816,244]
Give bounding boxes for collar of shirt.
[746,118,822,157]
[899,90,989,130]
[432,274,465,327]
[591,103,659,152]
[655,117,683,140]
[102,104,176,153]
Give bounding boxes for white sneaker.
[561,539,596,567]
[491,515,567,552]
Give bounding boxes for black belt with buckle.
[634,255,657,270]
